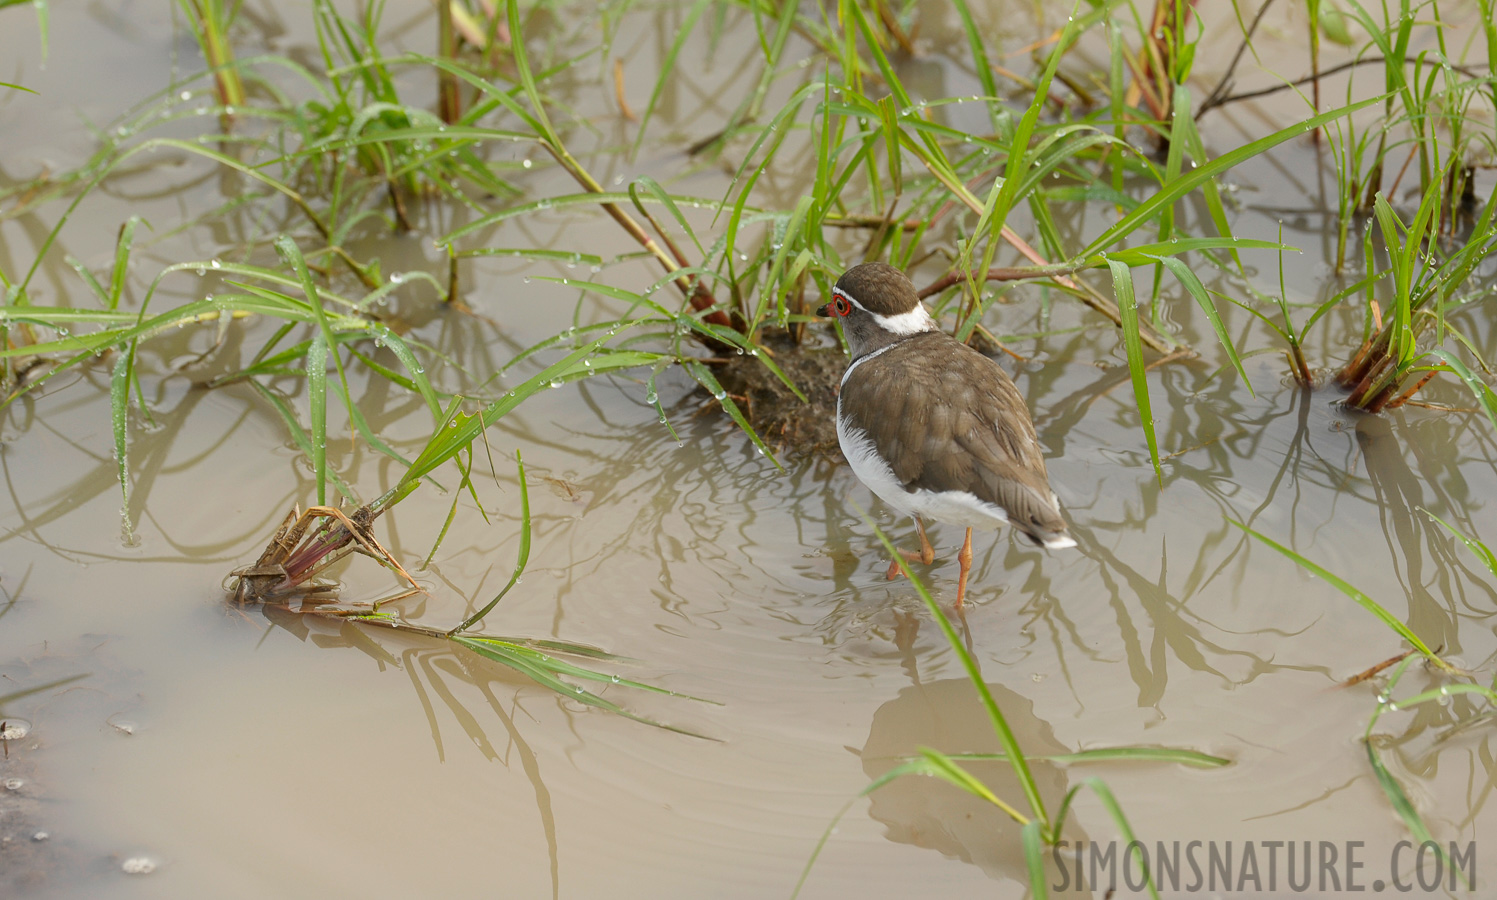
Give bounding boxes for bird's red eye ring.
[832,294,852,316]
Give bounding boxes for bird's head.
[817,262,936,355]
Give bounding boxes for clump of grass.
[1335,178,1497,414]
[228,450,714,735]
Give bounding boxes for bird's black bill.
[815,303,832,318]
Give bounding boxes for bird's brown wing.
[840,333,1066,536]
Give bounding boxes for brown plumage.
[820,262,1075,605]
[838,331,1069,540]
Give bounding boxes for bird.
[818,261,1076,607]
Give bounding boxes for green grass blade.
[1424,350,1497,433]
[683,360,782,471]
[628,0,711,159]
[1365,740,1464,885]
[391,325,635,501]
[1023,820,1049,900]
[1229,518,1449,667]
[1081,777,1159,900]
[451,451,529,635]
[1421,508,1497,578]
[451,636,711,738]
[868,510,1049,830]
[245,381,356,502]
[1082,94,1390,257]
[306,333,329,506]
[109,347,134,531]
[108,217,147,311]
[1107,259,1160,479]
[912,749,1029,823]
[948,747,1231,767]
[1146,254,1249,389]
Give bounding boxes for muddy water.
[3,2,1497,898]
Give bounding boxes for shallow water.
[3,2,1497,898]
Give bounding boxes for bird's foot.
[885,548,933,580]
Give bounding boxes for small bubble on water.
[178,91,191,101]
[522,159,533,169]
[3,778,23,791]
[122,857,158,875]
[0,720,31,741]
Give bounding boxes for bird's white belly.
[836,412,1010,530]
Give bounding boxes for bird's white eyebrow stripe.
[831,285,936,336]
[831,285,862,310]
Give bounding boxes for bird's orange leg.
[886,517,938,579]
[955,527,973,608]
